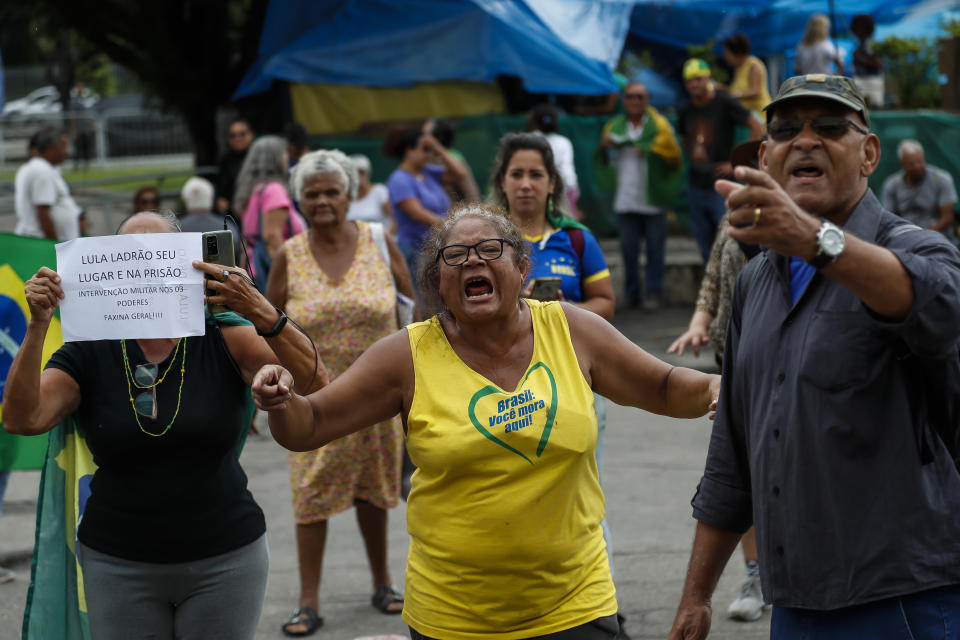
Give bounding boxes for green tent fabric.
[22,311,255,640]
[314,111,960,237]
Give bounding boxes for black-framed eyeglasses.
[133,363,158,419]
[437,238,506,266]
[768,117,868,142]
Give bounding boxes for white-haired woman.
[265,150,415,636]
[234,135,306,290]
[346,154,394,233]
[794,14,844,75]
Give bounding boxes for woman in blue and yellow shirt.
[490,133,614,320]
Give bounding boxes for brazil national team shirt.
[524,228,610,302]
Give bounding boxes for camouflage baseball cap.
[764,74,870,126]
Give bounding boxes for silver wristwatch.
[809,220,845,269]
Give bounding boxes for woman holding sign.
[3,211,325,640]
[251,204,720,640]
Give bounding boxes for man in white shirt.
[15,126,85,241]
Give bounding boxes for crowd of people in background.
[5,19,960,639]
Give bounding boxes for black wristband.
[256,307,287,338]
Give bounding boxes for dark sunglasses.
[137,197,159,207]
[624,93,648,100]
[438,238,505,266]
[768,117,868,142]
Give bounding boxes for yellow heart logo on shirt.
[467,362,558,464]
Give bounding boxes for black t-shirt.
[45,329,265,563]
[677,92,751,189]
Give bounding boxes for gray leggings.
[78,534,269,640]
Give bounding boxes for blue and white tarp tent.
[234,0,634,133]
[627,0,960,59]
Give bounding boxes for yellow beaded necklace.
[121,338,187,437]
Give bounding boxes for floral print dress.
[284,222,403,522]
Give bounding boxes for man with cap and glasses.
[669,75,960,639]
[677,58,764,264]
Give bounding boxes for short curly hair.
[289,149,358,202]
[418,203,529,314]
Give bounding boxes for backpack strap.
[566,227,585,262]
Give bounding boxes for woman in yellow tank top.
[723,33,772,114]
[251,204,721,640]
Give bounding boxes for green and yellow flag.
[24,415,95,640]
[0,233,62,470]
[595,107,684,211]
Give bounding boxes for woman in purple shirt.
[385,128,466,292]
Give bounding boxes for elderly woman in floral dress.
[267,150,415,636]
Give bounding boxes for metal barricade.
[1,107,193,165]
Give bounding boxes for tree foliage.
[6,0,270,165]
[874,35,941,109]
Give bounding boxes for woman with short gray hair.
[268,149,416,635]
[346,154,393,230]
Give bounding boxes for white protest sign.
[56,232,205,341]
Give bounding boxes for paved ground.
[0,304,771,640]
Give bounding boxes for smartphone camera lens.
[205,236,218,255]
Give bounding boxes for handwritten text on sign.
[56,233,205,341]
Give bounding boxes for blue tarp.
[235,0,618,99]
[627,0,960,58]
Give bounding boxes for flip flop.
[282,606,323,637]
[371,585,404,614]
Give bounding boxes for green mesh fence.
[315,111,960,238]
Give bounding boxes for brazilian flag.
[0,233,63,469]
[0,233,94,638]
[23,415,95,640]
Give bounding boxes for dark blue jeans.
[617,211,666,303]
[687,185,727,263]
[771,584,960,639]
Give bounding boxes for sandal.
[371,585,404,614]
[282,606,323,637]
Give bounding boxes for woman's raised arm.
[253,330,413,451]
[564,302,720,418]
[4,268,81,435]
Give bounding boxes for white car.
[2,85,98,120]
